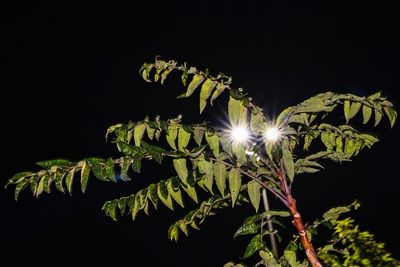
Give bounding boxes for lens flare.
[230,126,250,143]
[264,127,281,142]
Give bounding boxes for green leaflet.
[80,160,90,193]
[228,96,241,125]
[344,100,351,123]
[374,107,383,126]
[181,183,198,203]
[205,132,219,157]
[167,179,184,208]
[384,106,397,128]
[234,222,259,238]
[148,183,158,208]
[198,159,214,193]
[349,102,362,120]
[199,78,217,113]
[247,181,261,212]
[243,234,264,259]
[186,74,205,97]
[362,104,372,124]
[173,158,188,184]
[210,83,226,105]
[65,168,75,195]
[193,127,204,146]
[259,250,280,267]
[42,174,51,193]
[232,141,247,165]
[36,159,74,169]
[178,127,191,150]
[168,223,180,242]
[134,122,147,147]
[321,132,334,150]
[146,125,155,140]
[336,136,343,153]
[213,162,227,196]
[35,176,45,197]
[54,172,65,193]
[105,158,116,182]
[157,181,174,210]
[166,125,178,150]
[282,141,295,182]
[228,168,241,207]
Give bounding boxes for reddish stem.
[279,161,322,267]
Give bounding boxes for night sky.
[1,2,399,266]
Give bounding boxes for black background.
[1,1,399,266]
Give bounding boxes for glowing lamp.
[264,127,281,142]
[230,126,249,143]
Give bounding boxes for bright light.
[231,126,250,143]
[264,127,281,142]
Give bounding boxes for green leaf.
[213,162,227,196]
[118,197,127,215]
[146,125,156,140]
[168,223,179,242]
[199,78,217,113]
[14,179,29,201]
[80,160,90,193]
[247,181,261,212]
[42,174,51,193]
[282,141,295,181]
[36,159,74,169]
[178,127,191,150]
[374,108,383,126]
[228,168,241,207]
[205,132,219,157]
[336,136,343,153]
[362,105,372,124]
[65,168,75,195]
[232,141,247,165]
[131,154,143,173]
[186,74,205,97]
[344,100,351,123]
[198,160,214,193]
[228,96,241,125]
[134,122,147,147]
[166,125,178,150]
[36,176,45,197]
[141,141,164,164]
[284,250,301,267]
[173,158,188,184]
[105,158,116,182]
[157,181,174,210]
[182,183,198,203]
[234,222,259,238]
[193,127,204,146]
[349,102,362,119]
[210,83,226,105]
[243,234,264,259]
[144,184,157,209]
[167,179,184,208]
[8,171,35,184]
[259,250,280,267]
[54,172,65,193]
[384,106,397,128]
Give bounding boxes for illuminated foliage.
[6,57,398,266]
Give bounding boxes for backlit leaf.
[229,168,241,207]
[199,78,217,113]
[247,181,261,212]
[213,162,227,196]
[186,74,204,97]
[173,158,188,184]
